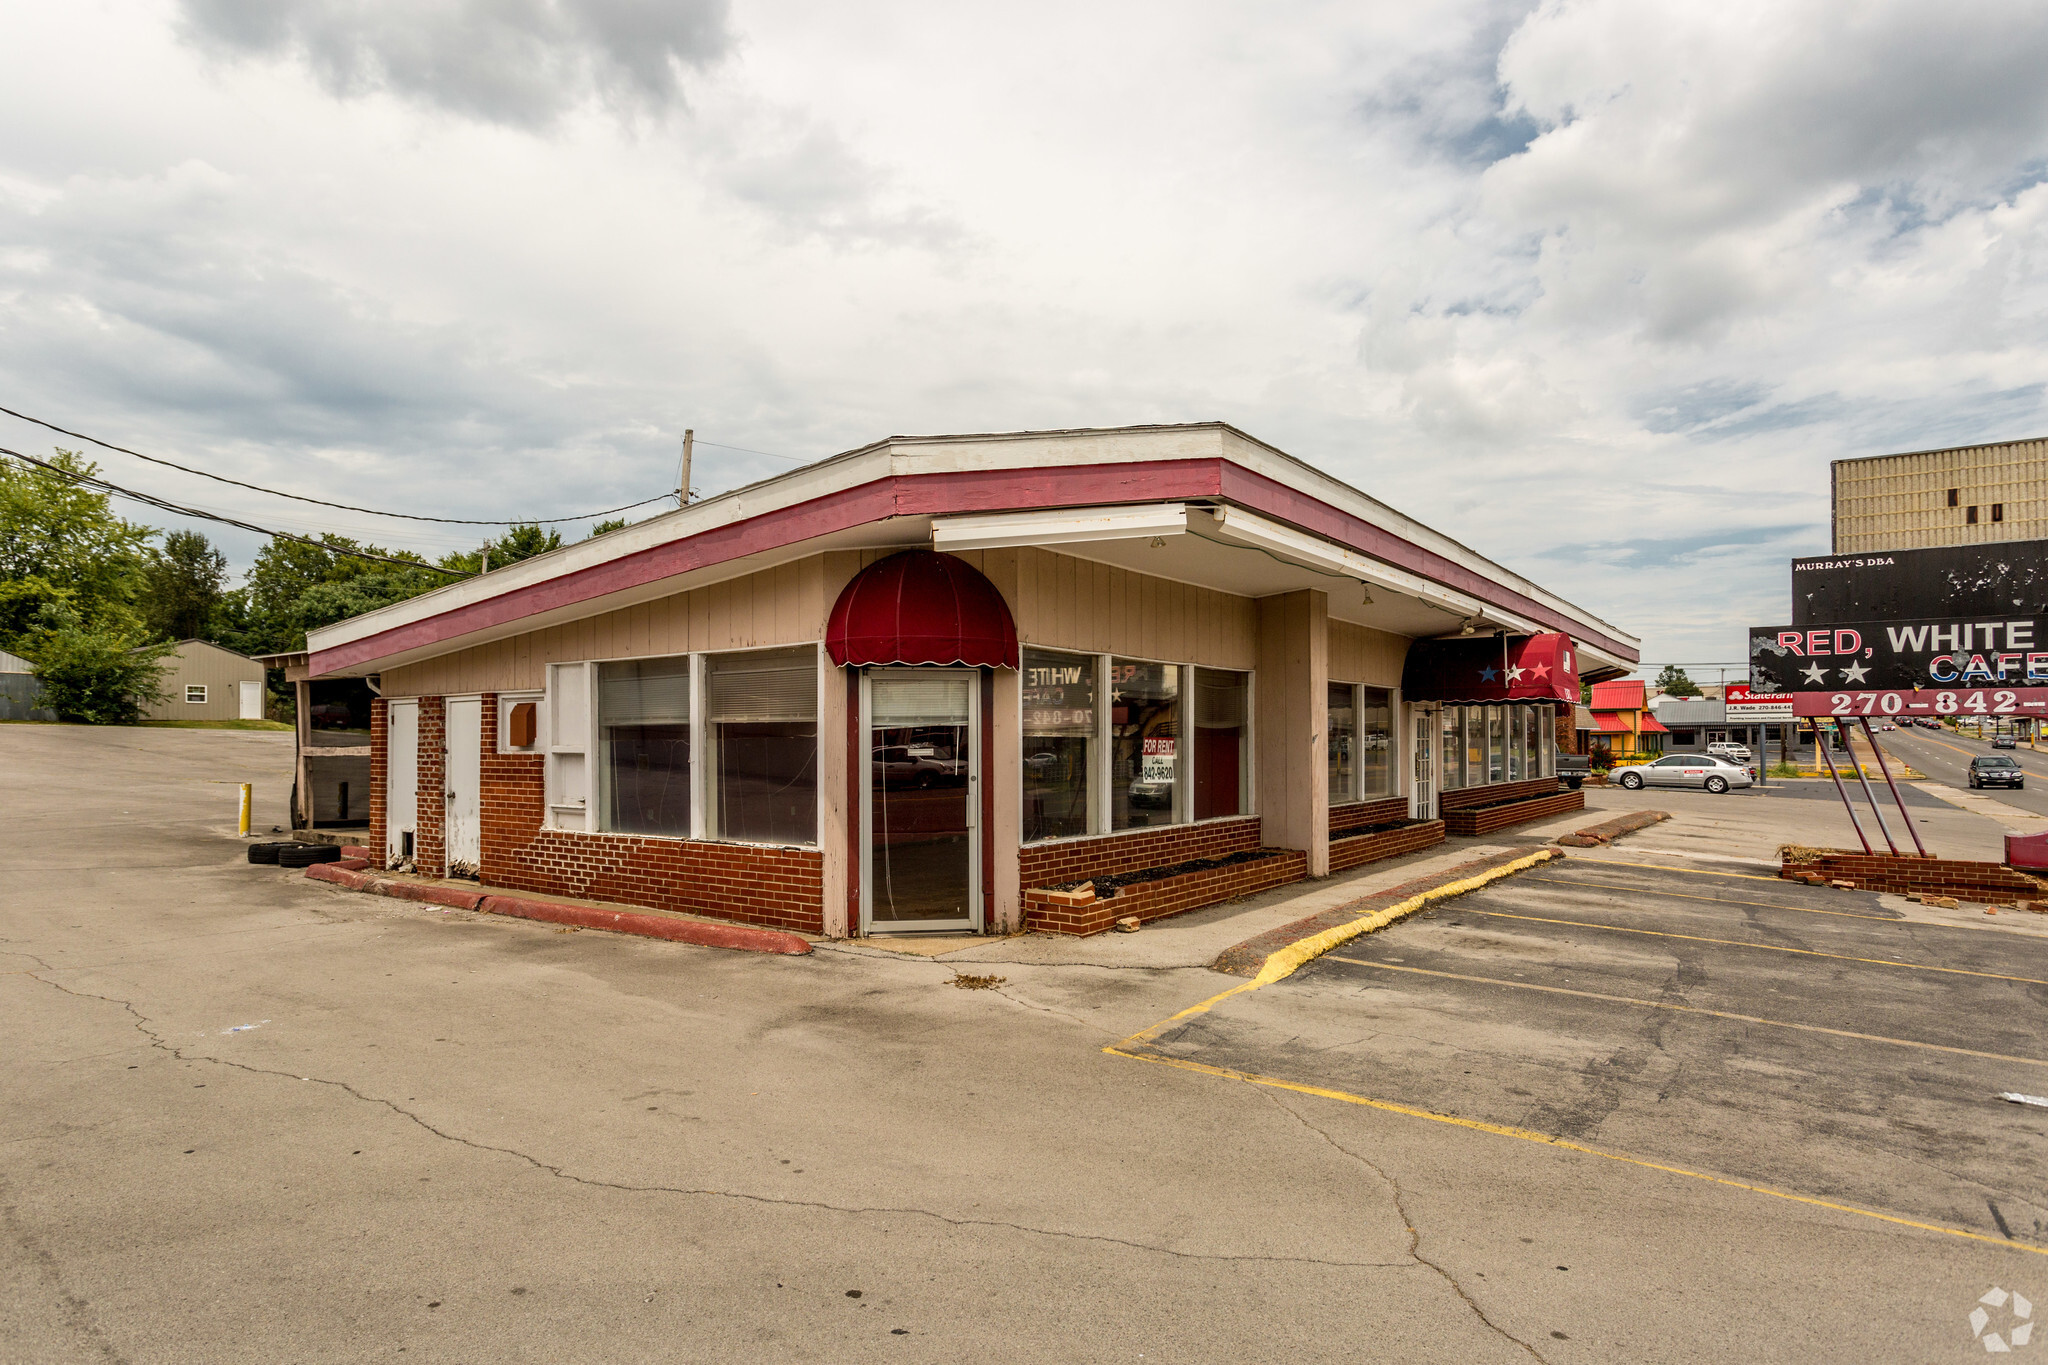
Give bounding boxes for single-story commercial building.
[306,423,1640,935]
[252,650,375,831]
[1587,679,1666,761]
[141,640,267,722]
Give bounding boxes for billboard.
[1755,538,2048,718]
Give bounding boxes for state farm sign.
[1724,684,1792,719]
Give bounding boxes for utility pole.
[679,429,694,507]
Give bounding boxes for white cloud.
[2,0,2047,669]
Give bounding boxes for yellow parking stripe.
[1104,1046,2047,1258]
[1325,957,2048,1069]
[1455,908,2048,987]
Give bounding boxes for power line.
[2,446,472,579]
[693,437,806,463]
[0,403,677,525]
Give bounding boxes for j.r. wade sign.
[1754,539,2048,718]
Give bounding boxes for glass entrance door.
[1412,709,1437,820]
[863,670,979,933]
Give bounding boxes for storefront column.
[818,649,851,938]
[989,664,1023,933]
[1256,589,1329,877]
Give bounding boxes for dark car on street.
[1969,756,2025,789]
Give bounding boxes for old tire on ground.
[1619,772,1644,790]
[1705,775,1729,794]
[246,842,296,864]
[276,843,342,867]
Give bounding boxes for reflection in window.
[708,647,817,844]
[1487,706,1506,783]
[1193,668,1248,819]
[1358,686,1392,797]
[1112,659,1180,829]
[1508,704,1526,781]
[1022,648,1094,841]
[600,657,692,836]
[1328,682,1357,804]
[1441,708,1465,791]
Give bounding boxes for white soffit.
[930,503,1191,552]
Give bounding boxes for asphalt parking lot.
[1130,852,2048,1252]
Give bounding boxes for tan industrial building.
[140,640,267,722]
[1832,435,2048,552]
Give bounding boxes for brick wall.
[1331,797,1410,833]
[1442,788,1584,836]
[1329,819,1445,872]
[369,698,387,862]
[1019,816,1263,890]
[472,692,827,935]
[1023,849,1309,935]
[417,697,446,877]
[1784,852,2045,904]
[1438,776,1560,813]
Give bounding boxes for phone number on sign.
[1792,689,2048,717]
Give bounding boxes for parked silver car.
[1611,753,1754,794]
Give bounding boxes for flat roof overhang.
[307,428,1639,678]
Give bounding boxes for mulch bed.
[1052,848,1283,900]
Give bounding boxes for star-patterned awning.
[1400,632,1579,706]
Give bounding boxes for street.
[6,724,2046,1362]
[1875,724,2048,820]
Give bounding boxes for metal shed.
[141,640,267,722]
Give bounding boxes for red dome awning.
[826,550,1020,669]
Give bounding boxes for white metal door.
[1412,709,1437,820]
[444,697,482,877]
[386,700,418,868]
[238,680,263,720]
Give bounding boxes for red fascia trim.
[1214,463,1635,659]
[312,457,1634,674]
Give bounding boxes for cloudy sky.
[6,1,2048,673]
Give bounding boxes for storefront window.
[1193,668,1248,819]
[1508,704,1526,781]
[1328,682,1357,803]
[1112,659,1181,829]
[707,647,817,844]
[1441,708,1465,790]
[599,658,692,836]
[1466,707,1486,786]
[1359,686,1392,797]
[1022,648,1094,841]
[1486,706,1506,783]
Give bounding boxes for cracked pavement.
[6,724,2045,1362]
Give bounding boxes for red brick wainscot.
[1025,849,1309,936]
[1331,819,1447,872]
[1439,777,1585,837]
[473,693,826,935]
[1781,851,2046,905]
[1019,816,1308,936]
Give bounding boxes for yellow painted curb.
[1118,848,1562,1051]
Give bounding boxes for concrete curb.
[1554,809,1670,848]
[1210,846,1562,978]
[300,865,811,955]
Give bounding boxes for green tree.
[585,517,630,538]
[439,523,562,575]
[21,604,174,724]
[0,450,154,647]
[1654,664,1702,697]
[143,529,229,641]
[230,534,443,657]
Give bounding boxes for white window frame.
[185,684,208,704]
[702,642,823,849]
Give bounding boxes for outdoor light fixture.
[1459,617,1477,635]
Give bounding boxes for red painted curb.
[305,863,375,890]
[334,857,371,871]
[478,895,813,955]
[380,881,488,911]
[340,845,375,860]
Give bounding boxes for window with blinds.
[871,674,971,727]
[599,658,692,836]
[711,646,819,844]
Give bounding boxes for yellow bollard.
[238,783,252,836]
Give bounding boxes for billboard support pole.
[1860,716,1929,858]
[1811,720,1875,855]
[1843,721,1901,855]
